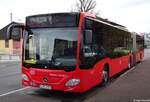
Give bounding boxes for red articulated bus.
[7,12,144,93]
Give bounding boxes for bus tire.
[140,53,142,62]
[101,65,109,86]
[128,57,132,69]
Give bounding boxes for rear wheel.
[128,57,132,69]
[128,61,131,69]
[140,53,143,62]
[101,66,109,86]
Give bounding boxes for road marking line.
[0,87,30,97]
[119,66,136,78]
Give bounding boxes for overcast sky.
[0,0,150,33]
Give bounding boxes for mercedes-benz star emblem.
[43,77,48,82]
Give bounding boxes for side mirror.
[84,30,92,44]
[6,24,24,40]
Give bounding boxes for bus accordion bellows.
[7,12,144,92]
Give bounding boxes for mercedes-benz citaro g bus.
[7,12,144,92]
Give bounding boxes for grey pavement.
[0,62,21,96]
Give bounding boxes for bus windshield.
[23,28,77,69]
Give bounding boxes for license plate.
[40,85,52,90]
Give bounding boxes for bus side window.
[80,18,108,69]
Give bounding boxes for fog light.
[22,74,29,81]
[65,78,80,87]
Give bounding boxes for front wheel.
[101,66,109,86]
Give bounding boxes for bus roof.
[81,12,129,33]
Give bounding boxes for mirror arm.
[6,24,25,40]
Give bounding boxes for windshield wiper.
[36,59,52,65]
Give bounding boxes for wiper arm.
[36,60,52,65]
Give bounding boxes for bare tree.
[72,0,100,15]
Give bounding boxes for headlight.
[22,74,29,81]
[65,78,80,87]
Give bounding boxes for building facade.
[0,22,22,55]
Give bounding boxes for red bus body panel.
[22,58,108,92]
[22,12,144,93]
[22,55,131,92]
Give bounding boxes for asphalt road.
[0,49,150,102]
[0,62,21,95]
